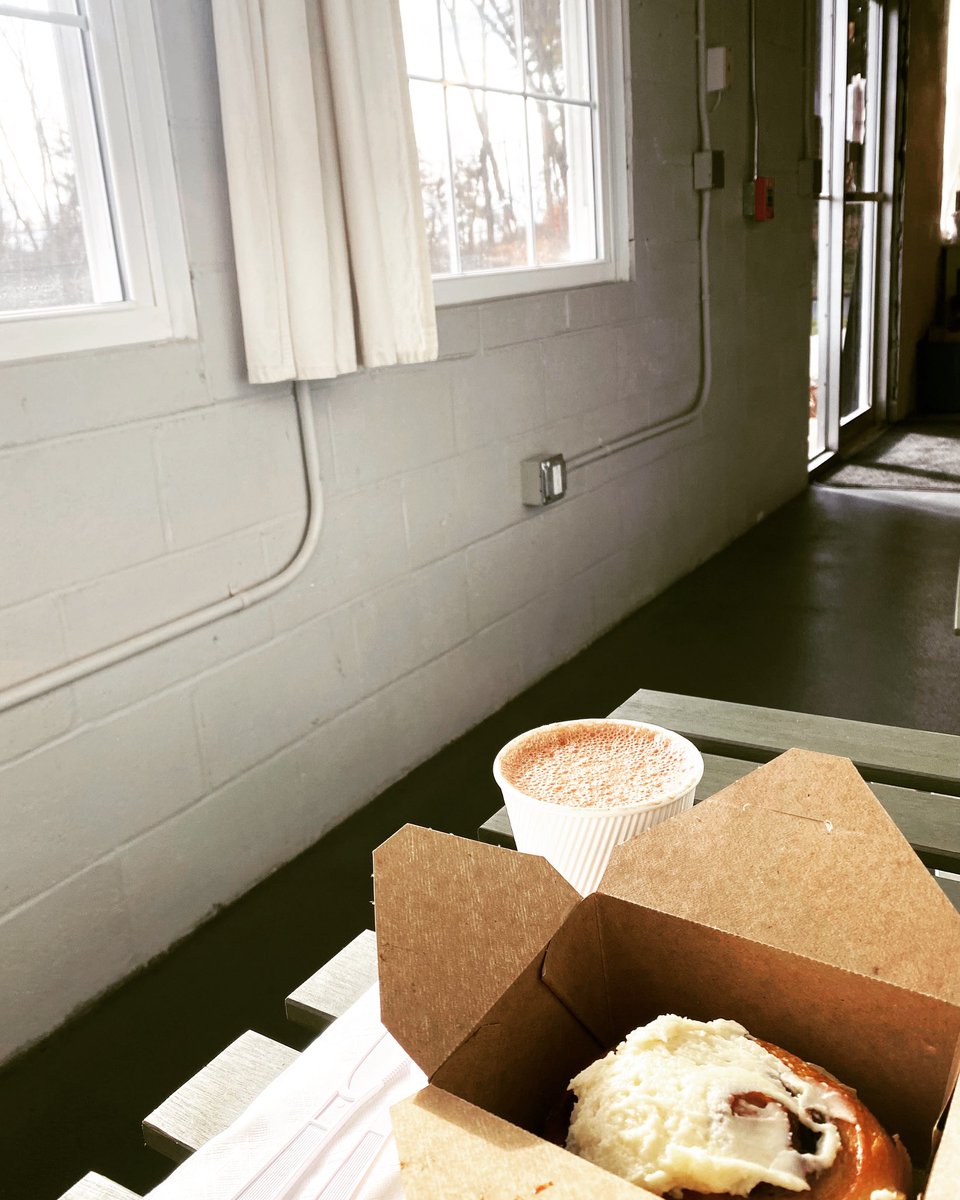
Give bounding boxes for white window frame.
[941,0,960,240]
[0,0,195,364]
[412,0,629,307]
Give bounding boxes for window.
[0,0,193,363]
[400,0,628,304]
[941,0,960,240]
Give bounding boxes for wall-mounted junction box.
[744,176,775,221]
[706,46,731,92]
[522,454,567,506]
[694,150,725,191]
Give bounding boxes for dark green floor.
[3,482,960,1200]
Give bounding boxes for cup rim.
[493,717,704,817]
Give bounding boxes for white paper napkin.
[146,986,425,1200]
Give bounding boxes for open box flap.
[392,1085,660,1200]
[374,825,580,1076]
[926,1042,960,1199]
[598,749,960,1002]
[427,950,603,1132]
[927,1076,960,1200]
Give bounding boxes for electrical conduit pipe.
[567,0,713,474]
[0,380,324,713]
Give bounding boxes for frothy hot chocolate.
[498,720,697,809]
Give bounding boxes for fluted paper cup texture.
[493,719,704,896]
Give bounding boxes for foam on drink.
[498,720,696,809]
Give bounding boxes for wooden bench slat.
[285,929,377,1031]
[937,872,960,911]
[612,689,960,795]
[142,1031,297,1163]
[873,782,960,873]
[56,1174,139,1200]
[479,750,960,873]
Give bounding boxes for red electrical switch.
[744,175,775,221]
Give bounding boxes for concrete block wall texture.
[0,0,810,1062]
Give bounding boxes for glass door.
[810,0,897,463]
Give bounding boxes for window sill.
[432,258,624,308]
[0,299,197,366]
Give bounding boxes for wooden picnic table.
[58,689,960,1199]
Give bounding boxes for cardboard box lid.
[374,825,580,1076]
[598,749,960,1003]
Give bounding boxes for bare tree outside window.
[402,0,597,279]
[0,12,118,314]
[0,1,194,364]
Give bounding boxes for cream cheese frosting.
[566,1015,855,1197]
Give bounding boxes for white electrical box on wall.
[694,150,725,190]
[521,454,567,506]
[707,46,731,92]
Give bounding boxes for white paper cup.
[493,718,704,896]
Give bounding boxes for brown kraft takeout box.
[372,749,960,1199]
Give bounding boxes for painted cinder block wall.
[0,0,810,1063]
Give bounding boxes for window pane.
[529,99,596,264]
[521,0,591,100]
[405,0,605,286]
[447,86,529,272]
[400,0,443,79]
[441,0,523,91]
[0,14,121,313]
[410,80,454,274]
[941,0,960,237]
[842,2,881,195]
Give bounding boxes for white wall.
[0,0,810,1063]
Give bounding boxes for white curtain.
[211,0,437,383]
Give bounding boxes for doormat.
[816,422,960,490]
